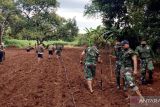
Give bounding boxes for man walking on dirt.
[121,40,144,100]
[48,44,55,59]
[110,40,123,89]
[80,44,102,93]
[36,43,45,63]
[135,40,155,84]
[55,44,63,58]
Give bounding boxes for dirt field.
[0,47,159,107]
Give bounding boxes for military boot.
[148,71,153,84]
[141,74,147,85]
[116,77,120,89]
[122,78,127,91]
[141,72,147,85]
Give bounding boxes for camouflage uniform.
[121,48,138,91]
[0,45,4,62]
[113,44,123,88]
[84,46,99,80]
[55,44,63,56]
[135,45,154,83]
[48,44,54,55]
[36,44,44,58]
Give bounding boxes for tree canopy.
[84,0,160,48]
[0,0,79,44]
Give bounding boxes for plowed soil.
[0,47,159,107]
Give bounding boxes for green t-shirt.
[84,46,99,65]
[135,45,154,59]
[122,48,136,67]
[113,44,123,61]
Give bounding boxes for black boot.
[141,74,147,85]
[148,71,153,84]
[122,78,127,91]
[116,77,120,89]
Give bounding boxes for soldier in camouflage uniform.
[80,44,102,93]
[48,44,55,59]
[111,40,123,89]
[55,44,63,58]
[36,43,45,63]
[121,40,143,99]
[135,40,154,84]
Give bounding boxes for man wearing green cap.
[121,40,143,100]
[135,40,155,84]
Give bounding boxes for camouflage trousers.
[115,61,121,86]
[121,67,138,91]
[55,50,61,56]
[140,59,154,81]
[84,63,96,80]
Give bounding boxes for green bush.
[4,39,36,48]
[4,39,79,48]
[75,35,90,46]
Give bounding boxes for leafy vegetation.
[0,0,79,44]
[85,0,160,53]
[0,0,160,58]
[4,39,79,48]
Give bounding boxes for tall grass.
[4,39,79,48]
[4,34,105,48]
[5,39,36,48]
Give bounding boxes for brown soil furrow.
[0,48,159,107]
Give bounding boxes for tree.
[84,0,127,29]
[55,18,79,41]
[84,0,160,49]
[84,26,106,47]
[0,0,79,43]
[0,0,18,44]
[15,0,59,43]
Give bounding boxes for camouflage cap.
[121,40,129,46]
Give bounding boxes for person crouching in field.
[80,44,102,93]
[36,43,45,63]
[55,44,63,58]
[120,40,144,100]
[26,43,33,52]
[48,44,55,59]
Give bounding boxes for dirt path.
[0,48,159,107]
